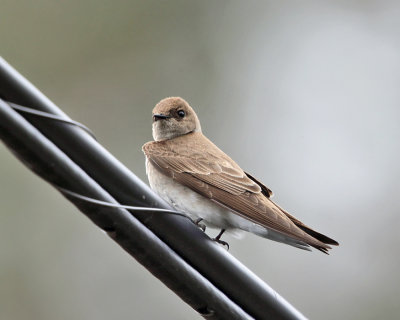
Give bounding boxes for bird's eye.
[177,110,185,118]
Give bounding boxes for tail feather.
[296,224,339,246]
[274,203,339,249]
[271,200,339,253]
[246,173,338,253]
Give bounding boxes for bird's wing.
[143,133,331,251]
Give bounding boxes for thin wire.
[6,100,97,140]
[5,100,189,220]
[57,186,190,219]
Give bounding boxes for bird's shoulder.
[143,132,221,157]
[143,132,263,193]
[143,133,236,170]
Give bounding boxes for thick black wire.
[0,98,253,320]
[0,56,307,320]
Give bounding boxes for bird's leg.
[194,218,206,232]
[213,229,229,250]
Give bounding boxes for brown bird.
[142,97,339,253]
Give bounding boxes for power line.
[0,56,307,320]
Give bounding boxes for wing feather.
[143,133,332,251]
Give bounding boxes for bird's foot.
[213,229,229,250]
[193,218,206,232]
[213,238,230,250]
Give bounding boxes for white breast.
[146,158,260,233]
[145,158,311,249]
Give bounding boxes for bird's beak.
[153,114,171,121]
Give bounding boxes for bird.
[142,97,339,253]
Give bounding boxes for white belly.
[145,158,311,249]
[146,159,262,233]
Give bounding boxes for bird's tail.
[271,201,339,254]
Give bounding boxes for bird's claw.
[194,218,206,232]
[213,238,229,250]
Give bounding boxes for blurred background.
[1,1,400,319]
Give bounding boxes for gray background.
[1,1,399,319]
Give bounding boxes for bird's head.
[152,97,202,141]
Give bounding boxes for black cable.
[0,56,307,320]
[0,98,252,320]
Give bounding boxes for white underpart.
[146,159,310,249]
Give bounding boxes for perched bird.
[142,97,339,253]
